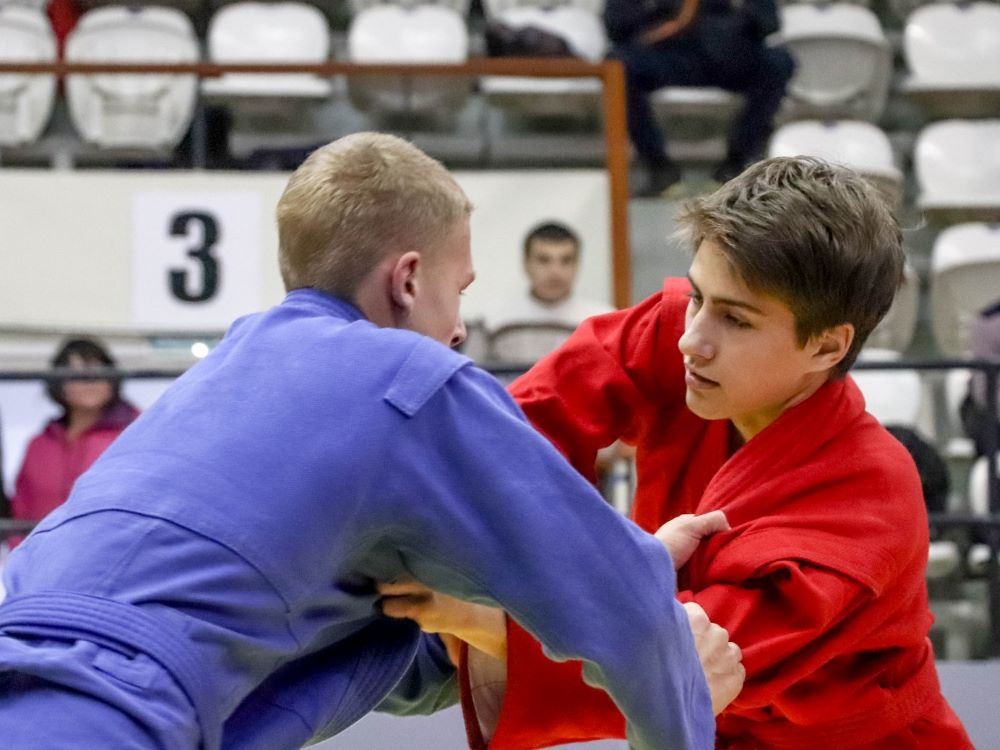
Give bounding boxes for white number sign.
[132,192,262,329]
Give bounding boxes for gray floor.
[311,659,1000,749]
[312,705,626,749]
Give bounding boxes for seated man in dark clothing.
[961,300,1000,459]
[605,0,794,196]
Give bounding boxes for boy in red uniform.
[382,157,972,748]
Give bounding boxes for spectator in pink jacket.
[9,338,139,540]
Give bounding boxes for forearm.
[386,367,712,747]
[639,0,699,44]
[448,603,507,663]
[378,578,507,663]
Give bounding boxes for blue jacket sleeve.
[374,365,714,750]
[375,634,458,716]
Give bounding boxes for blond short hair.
[277,132,473,299]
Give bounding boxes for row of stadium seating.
[0,0,985,25]
[1,2,998,151]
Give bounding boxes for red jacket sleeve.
[678,562,870,711]
[509,289,682,481]
[487,562,870,749]
[488,619,624,749]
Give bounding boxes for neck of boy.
[731,371,831,443]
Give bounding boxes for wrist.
[456,607,507,662]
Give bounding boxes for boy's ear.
[811,323,855,372]
[389,251,422,312]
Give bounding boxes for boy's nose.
[678,316,715,363]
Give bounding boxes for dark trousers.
[610,35,795,169]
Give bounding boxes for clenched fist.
[683,601,745,715]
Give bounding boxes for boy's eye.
[687,292,703,306]
[725,314,751,329]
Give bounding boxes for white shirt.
[480,289,614,333]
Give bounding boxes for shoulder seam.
[384,338,470,417]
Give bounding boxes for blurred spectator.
[474,222,629,503]
[605,0,794,196]
[961,301,1000,458]
[177,105,235,170]
[8,338,139,542]
[885,425,950,540]
[479,221,613,350]
[485,20,574,57]
[47,0,81,54]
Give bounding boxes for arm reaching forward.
[379,510,744,730]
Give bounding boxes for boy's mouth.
[685,368,720,389]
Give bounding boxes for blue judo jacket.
[0,290,712,749]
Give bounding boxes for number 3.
[169,211,221,303]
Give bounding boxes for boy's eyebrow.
[687,274,766,315]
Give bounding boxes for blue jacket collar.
[283,288,367,323]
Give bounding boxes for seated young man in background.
[381,157,972,749]
[478,221,613,345]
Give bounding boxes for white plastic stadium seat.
[0,6,56,146]
[768,119,902,207]
[651,87,742,117]
[65,6,198,149]
[0,0,51,9]
[929,223,1000,357]
[350,0,473,16]
[202,2,332,100]
[481,5,607,118]
[867,262,919,354]
[853,349,933,437]
[969,455,997,517]
[927,540,961,581]
[347,4,471,119]
[903,1,1000,119]
[916,120,1000,224]
[778,3,892,121]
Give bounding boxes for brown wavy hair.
[676,156,904,377]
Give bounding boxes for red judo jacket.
[464,278,972,749]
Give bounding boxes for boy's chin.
[684,391,724,421]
